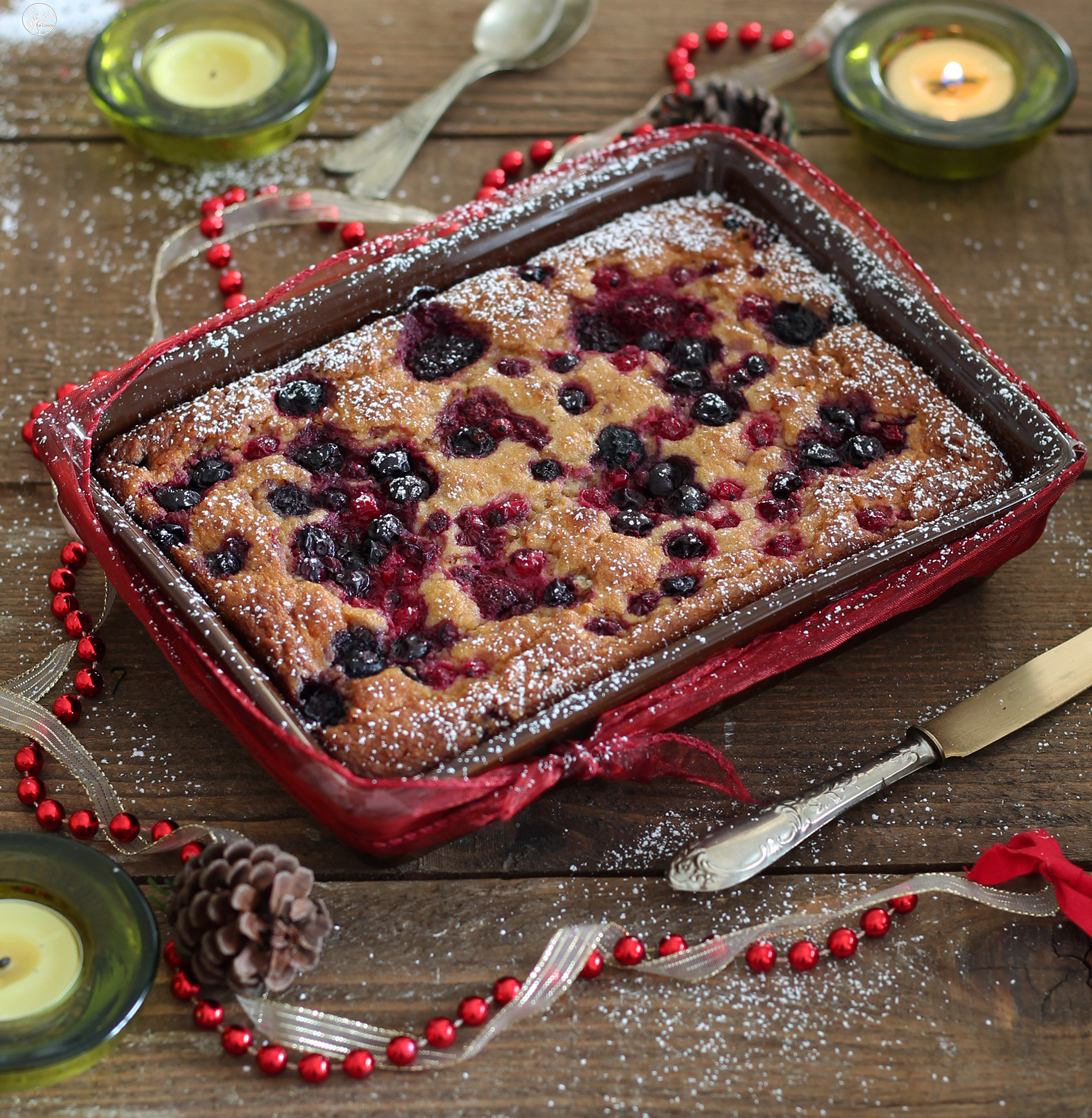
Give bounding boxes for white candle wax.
[885,38,1015,121]
[145,28,285,110]
[0,898,83,1022]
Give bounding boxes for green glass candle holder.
[827,0,1075,179]
[86,0,336,166]
[0,833,158,1092]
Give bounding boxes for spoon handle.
[323,54,498,188]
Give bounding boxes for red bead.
[664,46,689,70]
[193,999,224,1029]
[218,270,243,295]
[481,168,506,189]
[340,221,366,248]
[61,541,88,569]
[221,1025,252,1054]
[48,567,75,593]
[200,196,225,216]
[671,62,696,82]
[254,183,278,196]
[386,1035,417,1067]
[770,28,795,51]
[860,907,891,938]
[633,122,654,135]
[170,969,200,1000]
[206,243,232,268]
[51,694,81,724]
[17,775,43,805]
[36,799,64,830]
[458,995,489,1026]
[151,819,178,841]
[21,419,36,447]
[788,940,820,971]
[223,293,247,311]
[579,949,604,979]
[827,927,859,958]
[890,893,918,914]
[343,1048,376,1077]
[658,933,688,957]
[676,31,700,52]
[74,667,102,697]
[287,191,311,210]
[738,21,762,46]
[499,150,524,175]
[76,633,104,662]
[674,81,692,97]
[180,841,203,863]
[51,591,77,618]
[163,940,181,968]
[56,382,79,400]
[68,809,98,839]
[316,206,339,231]
[221,186,246,206]
[745,941,776,972]
[256,1044,288,1075]
[14,743,42,774]
[424,1016,456,1047]
[529,139,554,165]
[475,185,498,201]
[492,976,522,1005]
[705,20,729,46]
[63,610,91,639]
[108,811,140,843]
[297,1053,329,1083]
[199,214,225,238]
[31,400,52,420]
[613,935,645,967]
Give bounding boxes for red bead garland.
[613,935,646,966]
[386,1036,418,1067]
[658,933,688,957]
[298,1052,330,1083]
[257,1044,288,1075]
[860,907,891,938]
[425,1016,457,1047]
[68,808,98,839]
[221,1025,252,1055]
[580,949,604,979]
[35,799,65,830]
[193,999,224,1029]
[492,975,522,1005]
[787,940,820,971]
[827,927,859,958]
[745,941,777,973]
[15,743,42,774]
[457,995,489,1026]
[738,21,762,46]
[109,812,140,843]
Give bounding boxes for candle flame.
[939,60,964,87]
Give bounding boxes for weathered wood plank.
[6,874,1091,1116]
[1,477,1090,878]
[0,0,1088,141]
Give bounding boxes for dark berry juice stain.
[455,495,530,561]
[399,302,487,381]
[794,396,911,476]
[573,268,717,356]
[737,293,833,348]
[436,388,550,458]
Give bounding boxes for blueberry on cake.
[97,196,1010,776]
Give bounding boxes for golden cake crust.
[97,196,1010,776]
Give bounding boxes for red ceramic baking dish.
[35,126,1085,857]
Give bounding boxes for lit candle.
[0,898,83,1022]
[885,38,1015,121]
[144,28,286,110]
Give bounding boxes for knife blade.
[668,624,1092,892]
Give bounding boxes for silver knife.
[668,624,1092,892]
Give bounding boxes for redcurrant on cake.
[97,196,1010,777]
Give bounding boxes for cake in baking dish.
[97,195,1011,777]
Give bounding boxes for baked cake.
[97,196,1011,777]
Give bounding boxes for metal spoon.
[323,0,573,194]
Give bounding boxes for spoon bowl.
[322,0,572,180]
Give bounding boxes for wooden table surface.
[2,1,1090,1114]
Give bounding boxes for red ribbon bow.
[966,830,1092,937]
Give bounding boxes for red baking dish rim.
[34,125,1087,856]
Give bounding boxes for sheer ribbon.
[239,873,1059,1071]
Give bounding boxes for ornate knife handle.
[668,731,941,892]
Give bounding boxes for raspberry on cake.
[97,196,1011,778]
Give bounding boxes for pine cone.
[650,80,795,146]
[166,839,333,995]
